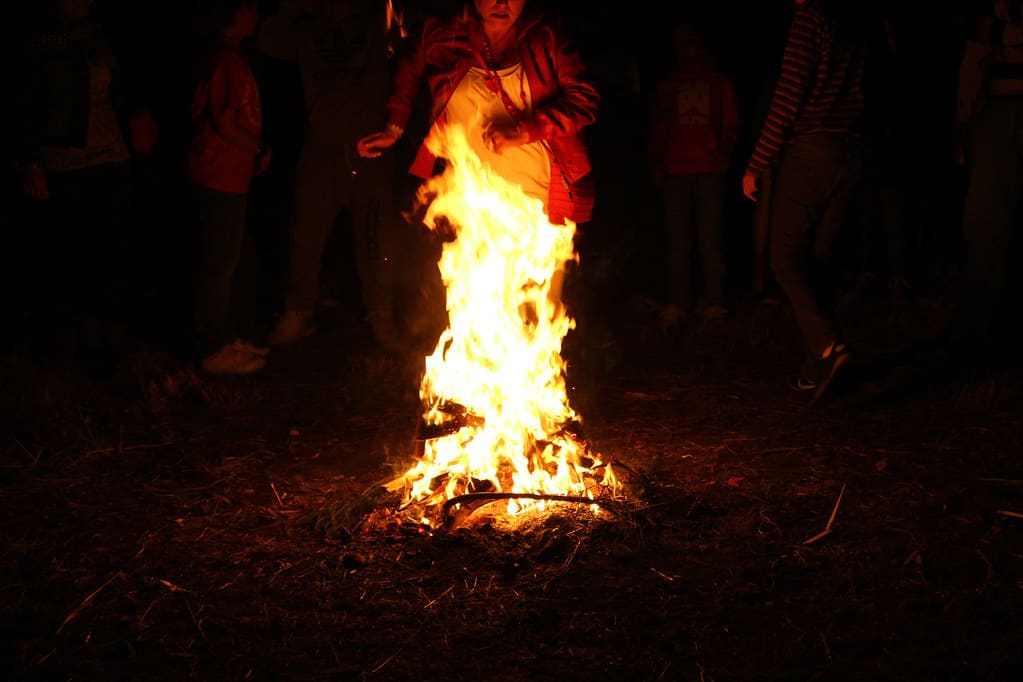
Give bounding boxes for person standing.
[357,0,599,228]
[187,0,272,375]
[742,0,875,403]
[356,0,599,342]
[950,1,1023,362]
[648,20,739,328]
[11,0,151,324]
[259,0,402,350]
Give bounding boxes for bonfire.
[395,123,619,524]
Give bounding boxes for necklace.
[478,32,526,121]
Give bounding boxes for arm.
[487,21,599,155]
[206,54,262,156]
[358,16,434,158]
[746,8,818,175]
[12,26,52,198]
[518,24,600,143]
[384,16,433,132]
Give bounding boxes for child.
[648,20,740,327]
[187,0,271,375]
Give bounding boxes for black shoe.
[790,375,817,392]
[811,343,852,405]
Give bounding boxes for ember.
[396,123,619,519]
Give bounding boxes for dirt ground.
[2,263,1022,682]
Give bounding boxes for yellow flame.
[385,0,407,39]
[402,123,614,513]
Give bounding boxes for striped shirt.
[975,1,1023,98]
[747,5,867,174]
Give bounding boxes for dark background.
[0,0,978,359]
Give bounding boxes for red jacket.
[386,7,598,222]
[188,45,262,195]
[649,64,739,176]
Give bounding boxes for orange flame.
[401,123,616,514]
[385,0,407,39]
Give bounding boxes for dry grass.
[2,293,1022,681]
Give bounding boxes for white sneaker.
[267,310,317,346]
[200,345,266,375]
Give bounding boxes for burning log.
[440,492,623,530]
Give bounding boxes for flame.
[401,123,616,514]
[385,0,407,39]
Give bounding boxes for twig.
[562,538,584,569]
[187,601,207,641]
[270,481,285,507]
[650,567,676,582]
[979,478,1023,485]
[423,584,455,609]
[83,442,172,456]
[159,579,191,593]
[14,439,41,465]
[996,510,1023,520]
[803,482,846,545]
[57,571,124,634]
[371,640,409,674]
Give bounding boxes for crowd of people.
[4,0,1017,404]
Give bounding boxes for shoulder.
[520,7,566,43]
[206,45,253,81]
[419,14,470,45]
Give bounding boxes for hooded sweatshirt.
[257,0,392,145]
[648,54,740,176]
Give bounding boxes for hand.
[742,169,760,201]
[129,107,158,154]
[357,129,400,158]
[483,123,528,154]
[22,163,49,200]
[255,146,272,175]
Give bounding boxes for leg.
[752,166,774,298]
[193,186,248,357]
[695,171,728,310]
[285,144,348,313]
[770,137,842,360]
[811,138,865,346]
[960,101,1021,344]
[349,147,401,348]
[662,173,696,313]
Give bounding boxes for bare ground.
[2,280,1022,682]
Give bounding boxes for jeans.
[662,171,727,310]
[285,142,397,328]
[770,132,865,363]
[194,185,253,356]
[960,99,1023,343]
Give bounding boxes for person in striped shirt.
[741,0,876,404]
[952,0,1023,359]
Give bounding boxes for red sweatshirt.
[649,62,740,176]
[187,45,263,195]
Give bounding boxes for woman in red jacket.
[356,0,599,227]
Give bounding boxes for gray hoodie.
[257,0,393,145]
